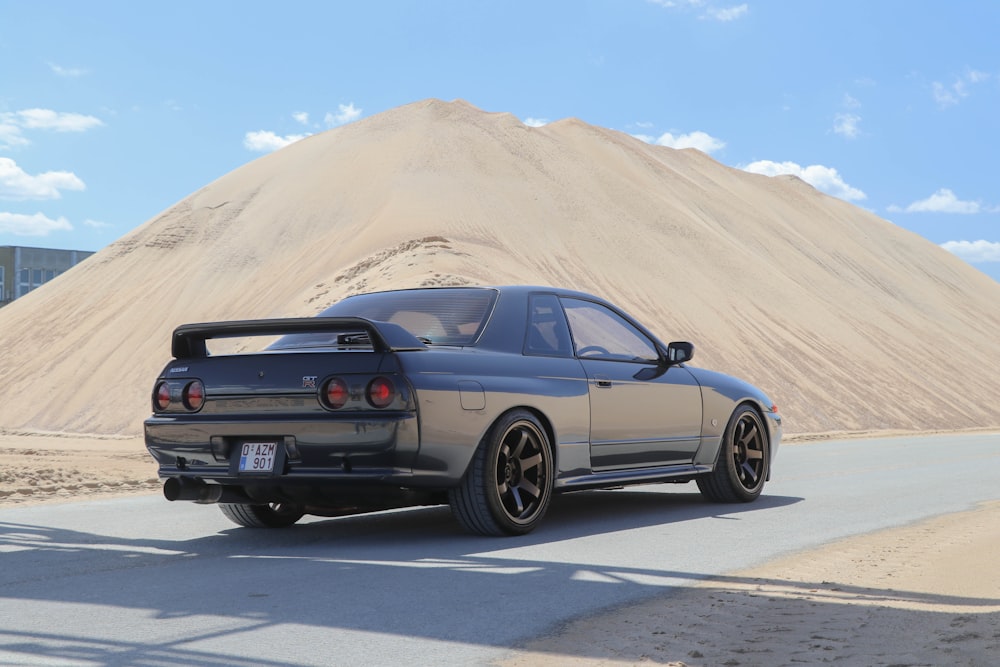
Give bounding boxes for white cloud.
[83,218,112,229]
[0,158,86,200]
[0,109,103,148]
[941,240,1000,263]
[649,0,749,21]
[932,70,990,108]
[0,211,73,236]
[243,130,309,153]
[0,120,29,149]
[833,112,861,139]
[932,81,961,107]
[743,160,867,201]
[523,117,549,127]
[14,109,103,132]
[49,63,88,77]
[644,130,726,154]
[325,103,362,126]
[292,111,310,125]
[904,188,980,214]
[705,4,748,21]
[842,94,861,109]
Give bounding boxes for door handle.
[595,375,612,388]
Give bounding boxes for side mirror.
[666,341,694,365]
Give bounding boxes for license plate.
[238,441,277,473]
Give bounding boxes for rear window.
[315,288,498,346]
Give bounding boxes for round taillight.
[367,377,395,409]
[324,377,349,409]
[155,382,172,411]
[183,380,205,411]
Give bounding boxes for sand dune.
[1,98,998,436]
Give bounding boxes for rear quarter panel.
[396,348,592,483]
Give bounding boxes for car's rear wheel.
[449,409,553,536]
[697,404,768,503]
[219,502,305,528]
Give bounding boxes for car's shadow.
[4,488,995,667]
[267,486,803,546]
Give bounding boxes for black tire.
[697,404,768,503]
[449,410,554,536]
[219,502,305,528]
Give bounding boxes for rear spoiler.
[171,316,427,359]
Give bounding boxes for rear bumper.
[144,412,428,495]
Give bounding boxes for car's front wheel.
[219,502,305,528]
[449,409,554,536]
[697,404,769,503]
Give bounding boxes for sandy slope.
[0,99,998,437]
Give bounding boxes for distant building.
[0,246,96,307]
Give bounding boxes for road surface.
[1,433,997,666]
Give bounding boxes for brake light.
[367,377,395,409]
[155,382,171,411]
[183,380,205,411]
[324,377,349,409]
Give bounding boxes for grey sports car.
[145,285,781,536]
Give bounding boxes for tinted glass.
[561,298,659,362]
[524,294,573,357]
[317,288,498,345]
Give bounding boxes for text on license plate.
[239,442,277,472]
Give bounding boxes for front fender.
[685,367,782,469]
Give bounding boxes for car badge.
[302,376,318,389]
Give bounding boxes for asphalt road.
[1,433,998,666]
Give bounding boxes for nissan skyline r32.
[144,286,782,536]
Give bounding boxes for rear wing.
[171,316,428,359]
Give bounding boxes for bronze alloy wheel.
[450,409,554,536]
[697,405,768,503]
[729,409,767,492]
[491,418,551,526]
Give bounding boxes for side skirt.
[554,464,713,492]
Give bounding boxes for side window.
[561,298,659,362]
[524,294,573,357]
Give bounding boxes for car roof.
[343,285,605,301]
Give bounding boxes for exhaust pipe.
[163,478,251,504]
[163,477,221,503]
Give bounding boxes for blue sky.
[2,1,998,282]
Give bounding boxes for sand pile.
[1,98,998,436]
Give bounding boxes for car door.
[560,297,703,471]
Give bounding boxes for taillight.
[324,377,349,409]
[183,380,205,411]
[154,382,171,411]
[367,376,395,409]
